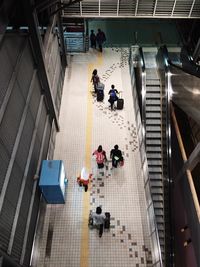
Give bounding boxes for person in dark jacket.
[96,29,106,52]
[110,145,123,168]
[108,84,119,110]
[90,30,96,48]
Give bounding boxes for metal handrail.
[157,45,174,266]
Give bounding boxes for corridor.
[34,47,152,267]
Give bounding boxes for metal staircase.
[143,48,166,262]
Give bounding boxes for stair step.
[149,173,162,179]
[148,159,162,166]
[148,166,162,173]
[146,113,161,119]
[146,132,161,138]
[152,195,163,201]
[155,210,164,217]
[146,79,160,85]
[146,139,161,145]
[146,146,161,152]
[146,85,161,91]
[146,93,161,98]
[151,187,163,194]
[158,230,165,238]
[157,223,164,231]
[147,153,162,160]
[146,99,161,105]
[146,125,161,131]
[159,238,165,247]
[146,119,161,125]
[150,180,163,187]
[154,202,164,209]
[146,106,161,112]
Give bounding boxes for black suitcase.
[116,91,124,110]
[97,90,104,101]
[116,98,124,110]
[104,212,110,229]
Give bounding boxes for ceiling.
[62,0,200,18]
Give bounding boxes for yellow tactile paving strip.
[80,53,103,267]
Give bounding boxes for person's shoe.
[99,234,102,238]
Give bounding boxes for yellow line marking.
[80,52,103,267]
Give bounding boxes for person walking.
[108,84,119,110]
[77,167,91,192]
[110,145,124,168]
[90,30,96,49]
[92,206,106,237]
[93,145,107,169]
[91,69,100,93]
[96,28,106,52]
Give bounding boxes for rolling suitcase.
[116,92,124,110]
[97,90,104,101]
[104,212,110,229]
[96,82,105,91]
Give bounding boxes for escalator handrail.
[158,45,175,266]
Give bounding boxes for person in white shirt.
[92,206,106,237]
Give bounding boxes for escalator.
[133,42,200,266]
[142,48,166,262]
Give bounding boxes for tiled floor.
[33,48,153,267]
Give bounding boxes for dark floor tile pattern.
[90,166,152,265]
[100,48,129,83]
[93,101,138,155]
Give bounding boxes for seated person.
[77,167,91,192]
[110,145,124,168]
[108,85,119,110]
[92,206,106,237]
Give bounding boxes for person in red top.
[77,167,92,192]
[93,145,107,169]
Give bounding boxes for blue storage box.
[39,160,67,204]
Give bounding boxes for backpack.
[110,90,117,100]
[96,152,105,164]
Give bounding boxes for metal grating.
[118,0,136,16]
[191,0,200,16]
[172,0,195,17]
[154,0,175,16]
[62,0,200,18]
[82,0,99,16]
